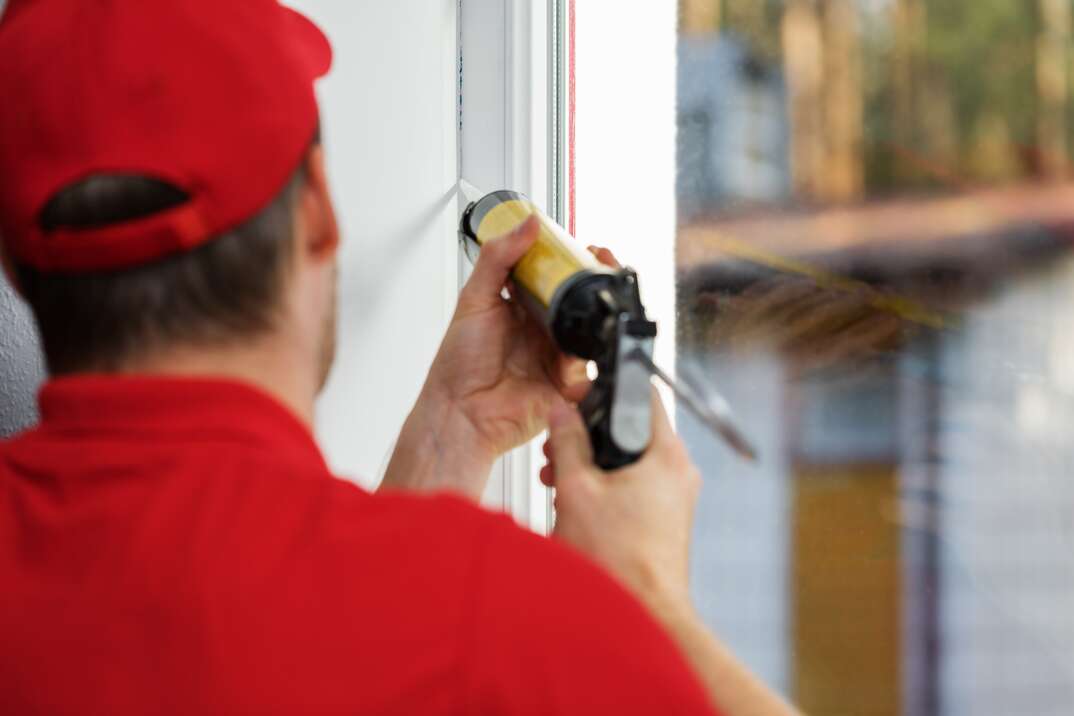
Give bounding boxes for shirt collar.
[37,374,329,472]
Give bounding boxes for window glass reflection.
[677,2,1074,714]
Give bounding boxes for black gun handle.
[579,378,644,470]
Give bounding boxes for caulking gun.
[458,180,757,470]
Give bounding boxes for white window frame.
[458,0,567,533]
[459,1,677,532]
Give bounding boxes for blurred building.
[677,0,1074,711]
[678,174,1074,715]
[677,34,791,220]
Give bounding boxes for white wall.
[287,1,460,485]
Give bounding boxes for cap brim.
[281,5,333,79]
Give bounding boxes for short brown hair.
[15,156,311,375]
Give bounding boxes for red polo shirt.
[0,376,715,715]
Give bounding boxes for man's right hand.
[543,390,701,617]
[544,393,801,716]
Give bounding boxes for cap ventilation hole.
[39,175,191,233]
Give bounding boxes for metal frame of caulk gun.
[576,278,659,469]
[457,180,758,468]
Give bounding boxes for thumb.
[458,214,540,313]
[548,401,595,477]
[647,386,675,446]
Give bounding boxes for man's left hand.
[380,216,589,499]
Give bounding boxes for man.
[0,1,794,714]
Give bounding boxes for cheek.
[329,267,340,323]
[311,264,337,318]
[321,270,339,337]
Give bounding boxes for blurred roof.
[679,183,1074,274]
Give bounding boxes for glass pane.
[676,1,1074,714]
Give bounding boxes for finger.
[548,401,594,475]
[539,462,556,487]
[503,280,532,324]
[555,355,590,401]
[458,215,540,313]
[587,245,622,269]
[560,380,592,404]
[557,354,587,386]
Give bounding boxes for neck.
[113,333,318,427]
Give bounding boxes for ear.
[294,144,341,263]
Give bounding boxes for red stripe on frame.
[568,0,576,237]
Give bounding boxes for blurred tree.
[919,0,1039,184]
[781,0,866,202]
[782,0,827,198]
[679,0,1069,199]
[681,0,721,34]
[1037,0,1071,180]
[823,0,865,200]
[890,0,928,185]
[723,0,785,60]
[873,0,1047,190]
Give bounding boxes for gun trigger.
[609,314,657,456]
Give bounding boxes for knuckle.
[662,441,700,491]
[562,467,598,494]
[660,436,691,468]
[483,243,506,265]
[684,465,702,494]
[676,442,694,467]
[552,462,580,482]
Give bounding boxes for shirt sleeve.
[462,513,720,716]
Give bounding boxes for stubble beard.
[316,265,339,393]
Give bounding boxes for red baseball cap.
[0,0,332,273]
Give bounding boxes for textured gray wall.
[0,270,45,438]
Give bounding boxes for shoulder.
[319,479,502,547]
[0,424,43,457]
[196,477,712,713]
[456,511,715,714]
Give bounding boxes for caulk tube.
[459,190,625,361]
